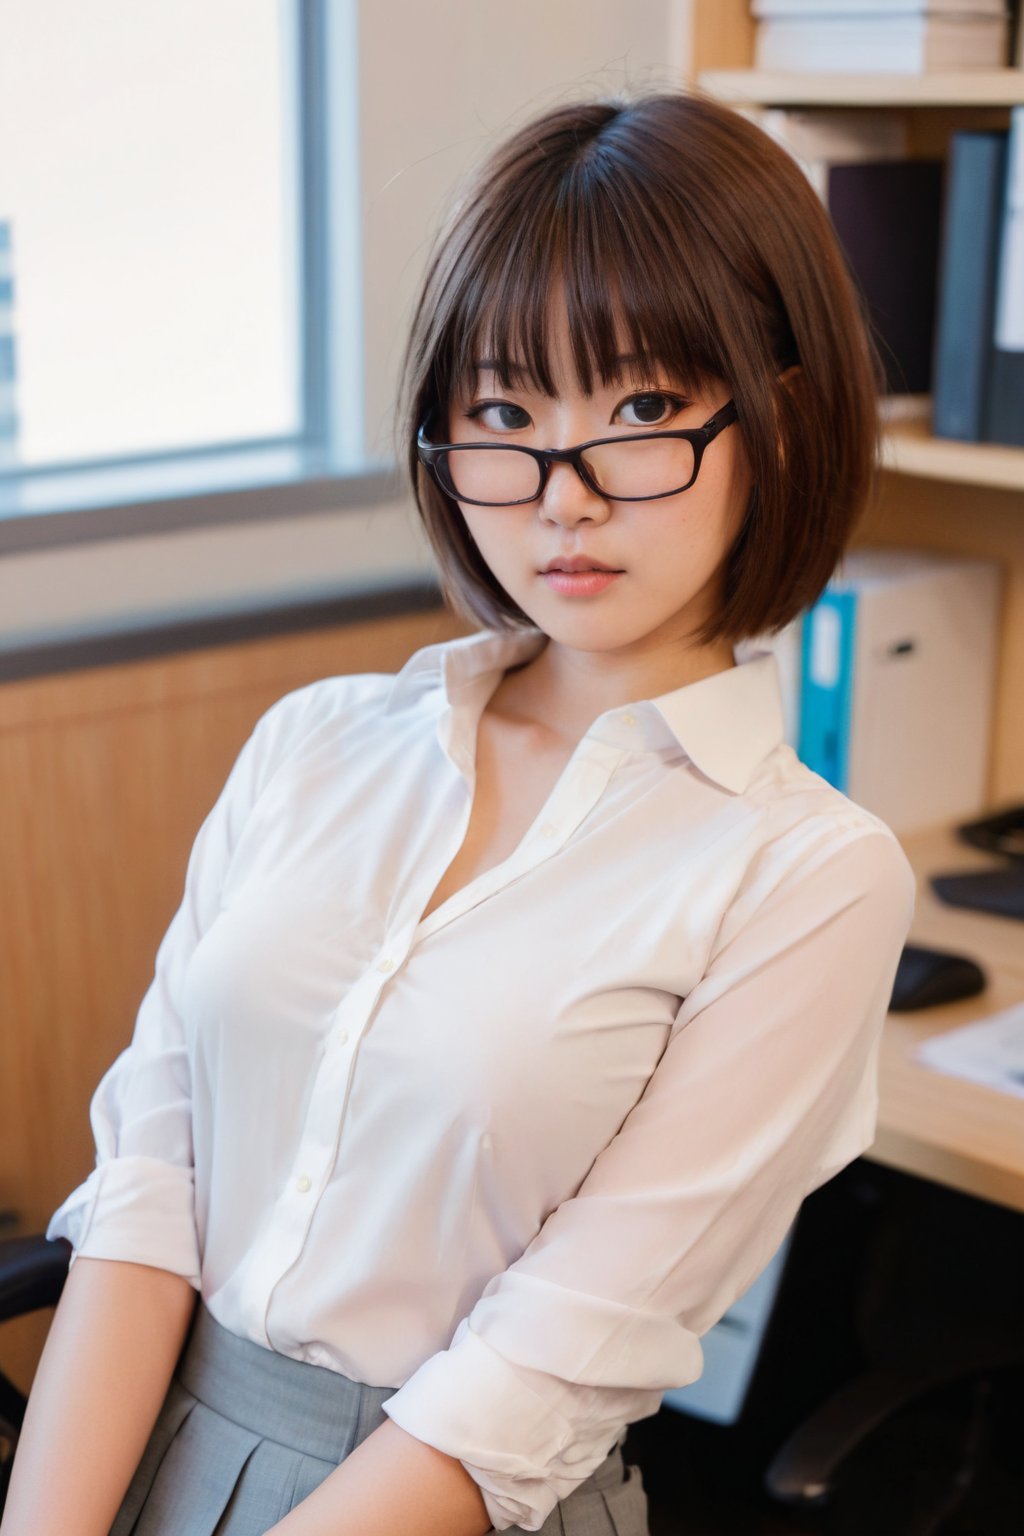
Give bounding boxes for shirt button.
[376,957,395,974]
[337,1030,349,1046]
[295,1174,312,1193]
[540,823,556,838]
[622,713,636,727]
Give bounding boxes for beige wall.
[357,0,680,459]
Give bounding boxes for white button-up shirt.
[48,625,916,1532]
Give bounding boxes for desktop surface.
[871,823,1024,1212]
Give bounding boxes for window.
[0,0,303,472]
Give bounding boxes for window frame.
[0,0,395,558]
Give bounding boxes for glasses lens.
[582,436,696,499]
[440,446,541,504]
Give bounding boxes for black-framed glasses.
[416,400,738,506]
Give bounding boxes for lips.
[542,557,622,573]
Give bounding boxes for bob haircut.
[399,91,884,647]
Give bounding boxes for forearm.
[267,1417,492,1536]
[1,1252,197,1536]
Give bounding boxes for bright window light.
[0,0,301,469]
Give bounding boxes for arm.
[45,681,345,1277]
[266,1420,491,1536]
[43,695,284,1278]
[0,1256,197,1536]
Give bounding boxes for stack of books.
[757,105,1024,439]
[752,0,1012,72]
[0,222,16,472]
[933,107,1024,446]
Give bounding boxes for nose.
[538,459,611,527]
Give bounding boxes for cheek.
[460,508,492,556]
[648,494,746,592]
[698,444,754,554]
[459,510,519,583]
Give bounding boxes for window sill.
[0,443,405,554]
[0,578,447,683]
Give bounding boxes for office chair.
[759,1163,1023,1535]
[0,1232,70,1514]
[626,1160,1022,1535]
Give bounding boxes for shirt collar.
[648,651,785,793]
[385,626,785,795]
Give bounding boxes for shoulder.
[735,740,917,922]
[259,669,395,737]
[237,670,398,789]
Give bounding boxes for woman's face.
[445,306,754,673]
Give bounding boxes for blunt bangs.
[438,120,725,411]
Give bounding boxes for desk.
[871,825,1024,1214]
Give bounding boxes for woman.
[4,91,915,1536]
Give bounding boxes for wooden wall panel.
[0,605,469,1394]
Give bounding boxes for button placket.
[237,969,393,1348]
[255,973,394,1341]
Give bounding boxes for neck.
[493,635,736,744]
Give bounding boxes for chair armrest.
[764,1323,1024,1506]
[0,1235,70,1324]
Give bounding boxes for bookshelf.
[687,0,1024,810]
[687,0,1024,811]
[695,66,1024,495]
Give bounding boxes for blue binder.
[798,588,857,793]
[933,132,1007,442]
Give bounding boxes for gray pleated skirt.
[109,1303,649,1535]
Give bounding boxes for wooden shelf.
[698,68,1024,107]
[881,418,1024,492]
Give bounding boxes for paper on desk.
[915,1003,1024,1101]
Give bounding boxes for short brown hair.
[399,91,883,645]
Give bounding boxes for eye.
[617,391,687,427]
[465,400,532,432]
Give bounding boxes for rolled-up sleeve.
[382,827,916,1531]
[45,688,308,1281]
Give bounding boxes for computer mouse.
[889,944,987,1013]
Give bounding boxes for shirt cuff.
[381,1318,664,1532]
[45,1156,202,1285]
